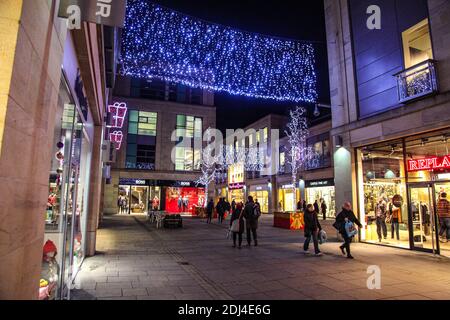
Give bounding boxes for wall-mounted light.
[334,135,343,149]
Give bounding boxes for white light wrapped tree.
[195,128,218,207]
[285,106,313,212]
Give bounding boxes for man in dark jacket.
[303,204,323,256]
[216,198,225,224]
[314,200,320,215]
[206,199,214,224]
[335,202,362,259]
[320,199,327,220]
[243,196,259,246]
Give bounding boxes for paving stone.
[123,288,149,297]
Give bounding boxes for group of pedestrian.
[229,196,261,248]
[297,199,328,220]
[302,200,361,259]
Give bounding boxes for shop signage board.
[118,179,201,188]
[58,0,127,27]
[229,182,245,190]
[281,184,295,189]
[306,179,335,188]
[407,154,450,172]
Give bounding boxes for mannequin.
[40,240,60,300]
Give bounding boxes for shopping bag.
[230,220,240,232]
[226,228,231,239]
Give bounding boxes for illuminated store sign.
[306,179,334,188]
[229,182,245,190]
[281,184,295,189]
[407,155,450,172]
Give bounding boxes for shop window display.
[306,186,335,219]
[358,141,410,249]
[165,187,206,215]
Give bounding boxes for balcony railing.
[394,59,438,103]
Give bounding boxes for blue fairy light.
[120,0,318,103]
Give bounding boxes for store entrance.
[130,186,149,214]
[408,182,450,256]
[408,184,437,253]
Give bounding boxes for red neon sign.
[407,154,450,172]
[108,102,127,128]
[110,131,123,150]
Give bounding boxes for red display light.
[407,154,450,172]
[109,131,123,150]
[108,102,127,129]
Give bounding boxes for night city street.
[1,0,450,314]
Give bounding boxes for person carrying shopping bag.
[334,202,362,259]
[230,202,245,248]
[303,204,323,256]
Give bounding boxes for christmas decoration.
[108,102,128,129]
[110,131,124,150]
[285,106,314,211]
[120,1,317,103]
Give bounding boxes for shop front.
[42,73,93,300]
[305,179,336,219]
[277,183,300,212]
[118,179,205,216]
[356,129,450,257]
[228,163,245,204]
[248,185,270,213]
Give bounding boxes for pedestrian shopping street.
[73,215,450,300]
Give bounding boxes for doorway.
[408,181,450,256]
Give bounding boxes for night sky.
[151,0,330,131]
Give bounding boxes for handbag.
[230,219,240,232]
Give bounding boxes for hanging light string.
[120,0,318,103]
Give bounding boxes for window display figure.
[375,199,387,242]
[178,195,183,212]
[152,196,160,211]
[437,192,450,243]
[39,240,60,300]
[183,195,189,212]
[389,195,403,241]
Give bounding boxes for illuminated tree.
[285,106,313,211]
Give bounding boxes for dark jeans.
[246,228,257,245]
[376,217,387,240]
[439,217,450,239]
[304,230,320,254]
[340,231,352,256]
[207,214,212,224]
[391,218,400,240]
[218,213,224,224]
[233,232,243,247]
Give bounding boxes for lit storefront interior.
[357,129,450,256]
[305,179,336,219]
[228,163,245,204]
[248,185,269,213]
[277,184,300,212]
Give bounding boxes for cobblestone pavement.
[72,214,450,300]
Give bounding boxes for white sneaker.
[303,250,311,254]
[315,252,323,256]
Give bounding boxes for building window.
[131,78,166,100]
[128,110,157,136]
[396,19,437,103]
[306,133,331,170]
[175,114,202,171]
[263,127,268,143]
[402,19,433,69]
[126,110,157,169]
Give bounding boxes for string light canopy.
[120,1,318,103]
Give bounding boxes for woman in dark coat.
[303,204,323,256]
[230,202,245,248]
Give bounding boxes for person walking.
[303,204,323,256]
[230,202,245,248]
[216,198,225,224]
[224,198,231,221]
[243,196,260,246]
[231,199,236,214]
[335,202,362,259]
[206,198,214,224]
[320,198,327,220]
[313,200,320,215]
[437,192,450,242]
[375,199,387,242]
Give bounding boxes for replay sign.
[58,0,127,28]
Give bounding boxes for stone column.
[0,0,65,299]
[86,125,104,256]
